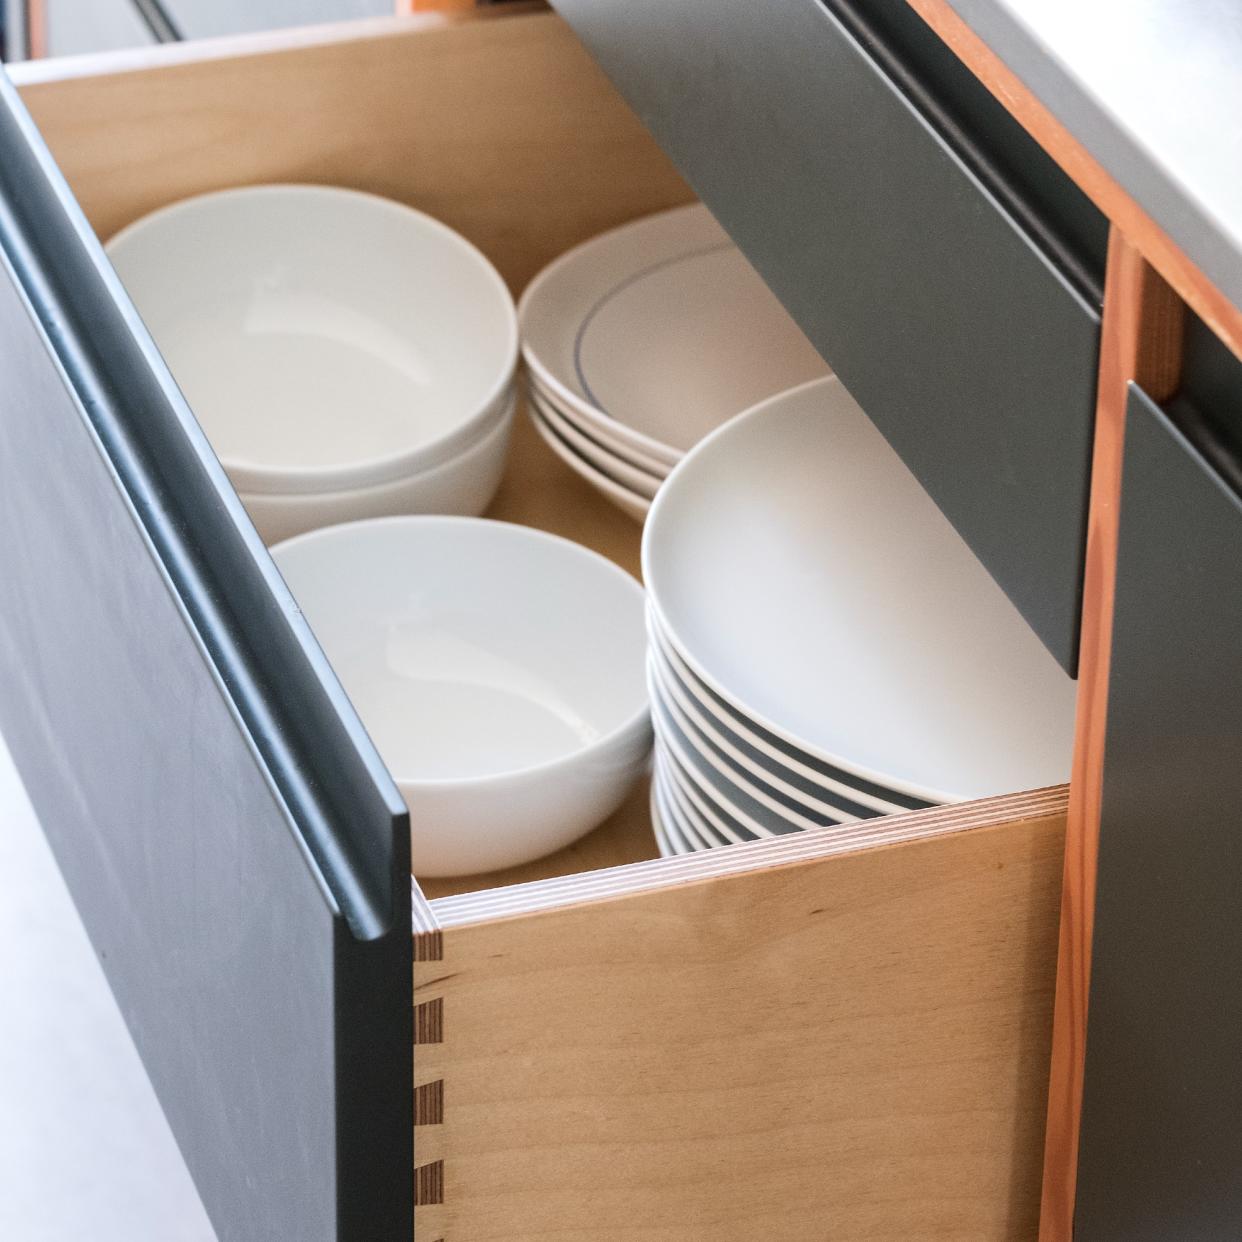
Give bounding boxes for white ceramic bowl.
[271,516,651,876]
[643,376,1077,802]
[241,392,516,545]
[519,203,829,464]
[107,184,518,494]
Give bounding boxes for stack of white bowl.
[642,376,1079,855]
[518,203,830,522]
[106,184,519,545]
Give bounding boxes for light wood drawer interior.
[14,13,1066,1238]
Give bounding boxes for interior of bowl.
[643,376,1077,801]
[106,185,517,490]
[271,516,648,785]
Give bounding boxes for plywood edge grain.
[904,0,1242,362]
[430,785,1068,927]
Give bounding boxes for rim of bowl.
[641,375,965,805]
[515,205,703,470]
[271,514,652,791]
[236,387,517,506]
[106,183,520,496]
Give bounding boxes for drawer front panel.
[0,72,411,1241]
[551,0,1102,670]
[1076,385,1242,1239]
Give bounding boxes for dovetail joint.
[414,1160,444,1206]
[414,1079,444,1127]
[414,996,443,1045]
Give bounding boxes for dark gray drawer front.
[1076,386,1242,1240]
[0,73,411,1241]
[552,0,1102,670]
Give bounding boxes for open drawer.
[4,11,1067,1240]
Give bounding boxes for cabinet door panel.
[1077,384,1242,1240]
[551,0,1103,670]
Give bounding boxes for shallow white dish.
[648,610,923,817]
[519,203,828,463]
[643,376,1077,802]
[530,372,673,477]
[107,184,518,495]
[272,516,651,876]
[652,753,706,855]
[527,400,650,523]
[649,650,863,836]
[528,384,661,498]
[649,771,689,858]
[242,391,515,545]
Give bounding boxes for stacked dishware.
[106,184,520,544]
[644,376,1078,853]
[518,203,830,521]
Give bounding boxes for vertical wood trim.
[398,0,477,11]
[27,0,47,58]
[903,0,1242,365]
[1039,229,1183,1242]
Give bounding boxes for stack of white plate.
[518,203,830,521]
[644,376,1078,853]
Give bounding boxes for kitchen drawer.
[6,12,1069,1239]
[550,0,1105,672]
[1076,340,1242,1239]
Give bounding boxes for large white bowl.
[643,377,1077,802]
[240,391,516,545]
[107,184,518,495]
[518,203,828,464]
[271,516,651,876]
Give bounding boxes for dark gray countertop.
[948,0,1242,310]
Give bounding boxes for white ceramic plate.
[656,743,748,850]
[647,609,924,817]
[528,384,662,498]
[649,650,867,837]
[108,184,518,494]
[650,765,697,856]
[530,372,673,477]
[643,377,1077,802]
[527,401,651,523]
[653,749,716,852]
[519,203,828,462]
[272,516,651,876]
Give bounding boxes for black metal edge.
[819,0,1106,308]
[2,0,29,60]
[132,0,183,42]
[0,66,409,943]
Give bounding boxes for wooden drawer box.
[4,11,1066,1239]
